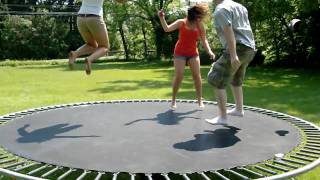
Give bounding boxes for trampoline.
[0,99,319,180]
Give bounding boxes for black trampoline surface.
[0,101,301,173]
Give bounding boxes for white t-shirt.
[213,0,255,50]
[78,0,104,16]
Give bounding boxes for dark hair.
[187,3,209,22]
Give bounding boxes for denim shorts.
[174,55,199,61]
[207,44,256,89]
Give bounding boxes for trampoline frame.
[0,99,319,180]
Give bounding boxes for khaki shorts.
[77,16,109,47]
[207,44,256,89]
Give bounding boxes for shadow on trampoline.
[125,109,201,126]
[17,123,100,143]
[173,126,241,151]
[275,130,290,136]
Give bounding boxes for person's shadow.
[17,124,99,143]
[173,126,241,151]
[125,109,201,126]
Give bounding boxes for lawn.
[0,60,319,179]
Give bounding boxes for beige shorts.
[77,16,109,47]
[207,44,256,89]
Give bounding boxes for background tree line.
[0,0,319,67]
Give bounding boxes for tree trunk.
[118,24,129,60]
[142,25,148,59]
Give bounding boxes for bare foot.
[171,101,177,110]
[68,51,76,70]
[84,58,92,75]
[199,101,205,108]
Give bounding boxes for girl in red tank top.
[158,4,215,109]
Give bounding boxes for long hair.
[187,3,209,22]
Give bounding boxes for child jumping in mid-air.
[158,4,215,109]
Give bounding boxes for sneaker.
[205,116,228,125]
[227,108,244,117]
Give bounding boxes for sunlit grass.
[0,60,319,179]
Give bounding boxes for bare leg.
[227,85,244,117]
[84,18,110,75]
[188,57,204,107]
[215,88,227,118]
[205,88,228,125]
[231,85,243,111]
[172,59,186,108]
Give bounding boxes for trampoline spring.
[181,173,190,180]
[212,171,230,180]
[145,173,153,180]
[112,172,119,180]
[94,172,104,180]
[307,137,320,141]
[290,155,314,162]
[304,130,320,132]
[0,158,15,165]
[305,133,320,136]
[302,128,318,131]
[304,146,320,151]
[14,162,39,171]
[199,172,210,180]
[306,143,320,148]
[129,173,136,180]
[57,168,74,180]
[0,155,9,159]
[254,165,277,175]
[281,158,306,165]
[296,152,319,159]
[307,140,320,144]
[2,161,25,169]
[273,161,298,169]
[161,173,170,180]
[27,164,49,175]
[226,169,249,179]
[301,149,320,155]
[265,163,289,172]
[237,167,264,178]
[76,170,89,180]
[41,166,60,178]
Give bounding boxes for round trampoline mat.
[0,101,301,173]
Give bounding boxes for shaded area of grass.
[0,60,319,179]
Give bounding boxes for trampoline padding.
[0,101,301,173]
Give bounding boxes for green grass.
[0,60,319,179]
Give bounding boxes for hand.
[209,51,216,61]
[158,9,165,18]
[231,55,241,72]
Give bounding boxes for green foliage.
[0,15,69,60]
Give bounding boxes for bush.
[0,15,69,60]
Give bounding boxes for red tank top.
[174,19,200,56]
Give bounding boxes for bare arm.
[223,25,240,69]
[158,10,182,32]
[198,22,215,60]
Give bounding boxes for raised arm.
[158,9,183,32]
[198,21,215,60]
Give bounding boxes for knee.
[87,42,98,48]
[174,75,184,82]
[231,78,243,87]
[192,73,201,81]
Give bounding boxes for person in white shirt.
[68,0,124,75]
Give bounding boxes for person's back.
[214,0,255,50]
[78,0,104,16]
